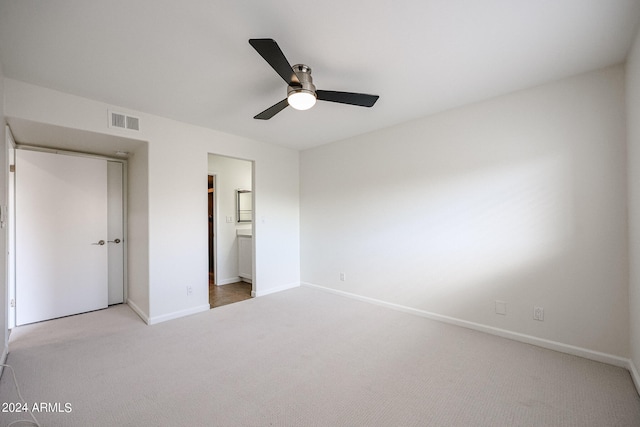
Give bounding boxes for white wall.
[301,65,629,358]
[3,79,300,324]
[208,154,252,285]
[126,142,149,316]
[627,27,640,382]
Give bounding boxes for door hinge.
[10,299,15,308]
[9,164,15,173]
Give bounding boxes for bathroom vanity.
[237,229,252,282]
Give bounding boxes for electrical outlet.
[534,306,544,321]
[187,286,193,296]
[339,272,346,281]
[495,300,507,315]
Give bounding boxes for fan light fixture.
[287,90,316,110]
[249,39,379,120]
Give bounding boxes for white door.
[107,161,124,305]
[16,150,109,325]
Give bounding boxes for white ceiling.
[1,0,639,151]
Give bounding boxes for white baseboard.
[302,282,632,370]
[0,344,8,378]
[253,282,300,298]
[217,277,242,286]
[628,359,640,396]
[147,304,210,325]
[127,299,150,325]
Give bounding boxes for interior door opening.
[207,154,254,309]
[4,120,146,329]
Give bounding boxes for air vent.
[109,110,140,131]
[111,112,126,128]
[126,116,139,131]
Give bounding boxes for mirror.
[236,190,252,223]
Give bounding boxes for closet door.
[107,161,124,305]
[16,150,108,325]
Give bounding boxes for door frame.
[8,144,129,327]
[207,153,255,296]
[208,174,218,287]
[6,126,15,329]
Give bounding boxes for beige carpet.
[1,287,639,426]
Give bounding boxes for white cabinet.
[238,236,252,282]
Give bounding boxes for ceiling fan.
[249,38,380,120]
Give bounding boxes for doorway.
[207,154,254,308]
[13,148,125,325]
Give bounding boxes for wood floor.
[209,276,252,308]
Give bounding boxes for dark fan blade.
[254,98,289,120]
[316,90,379,107]
[249,39,300,86]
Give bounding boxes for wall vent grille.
[109,110,140,131]
[126,116,139,131]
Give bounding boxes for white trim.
[628,359,640,395]
[147,304,210,325]
[253,282,299,298]
[6,126,16,330]
[15,143,130,162]
[217,277,242,286]
[208,173,218,289]
[0,345,8,378]
[126,299,149,325]
[121,161,129,304]
[302,282,631,369]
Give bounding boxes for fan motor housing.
[287,64,316,97]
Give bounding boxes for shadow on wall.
[373,151,574,292]
[310,145,626,354]
[301,67,628,356]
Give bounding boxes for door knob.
[92,240,106,246]
[108,238,121,244]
